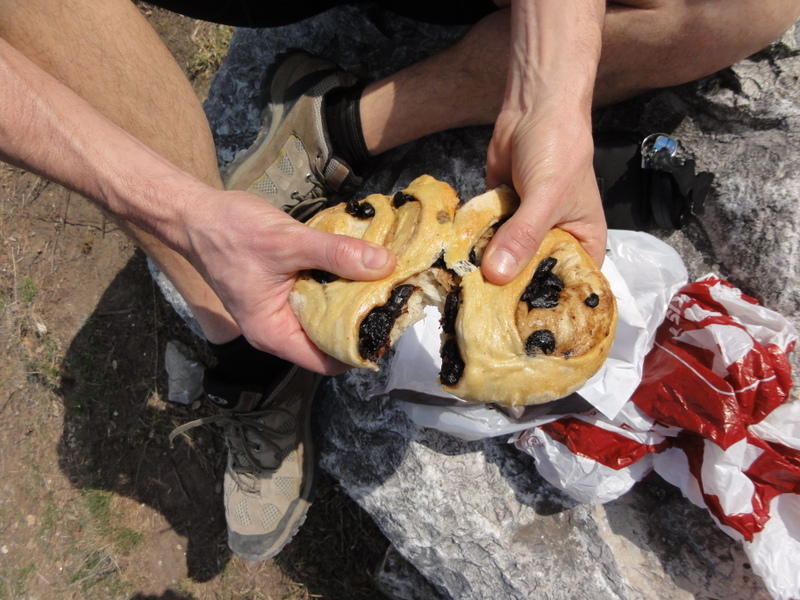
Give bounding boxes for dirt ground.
[0,5,389,600]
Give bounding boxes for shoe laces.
[169,404,296,473]
[287,177,332,221]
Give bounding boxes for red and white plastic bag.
[515,276,799,600]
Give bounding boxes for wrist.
[506,0,603,112]
[99,141,211,256]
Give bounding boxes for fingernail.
[362,245,390,270]
[487,248,518,278]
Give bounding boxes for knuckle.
[327,235,358,270]
[504,220,540,254]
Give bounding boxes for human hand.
[483,103,607,283]
[0,39,391,375]
[480,0,606,283]
[183,190,396,374]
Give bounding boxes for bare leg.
[360,0,800,155]
[0,0,239,343]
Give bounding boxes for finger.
[486,135,513,191]
[553,177,608,269]
[569,224,607,269]
[288,226,397,281]
[271,332,350,375]
[481,198,551,284]
[245,305,352,376]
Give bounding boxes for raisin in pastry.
[289,175,617,406]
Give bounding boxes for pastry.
[289,175,617,406]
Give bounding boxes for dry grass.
[186,22,234,80]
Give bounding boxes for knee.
[696,0,800,70]
[623,0,800,75]
[746,0,800,49]
[660,0,799,57]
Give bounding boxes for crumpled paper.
[515,276,798,600]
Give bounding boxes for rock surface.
[195,8,800,599]
[319,372,770,600]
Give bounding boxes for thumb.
[481,197,550,285]
[300,227,396,281]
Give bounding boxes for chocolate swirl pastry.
[289,175,617,406]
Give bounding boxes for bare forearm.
[0,37,200,253]
[484,0,608,280]
[505,0,604,115]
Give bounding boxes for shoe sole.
[223,51,338,195]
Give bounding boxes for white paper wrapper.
[378,230,688,440]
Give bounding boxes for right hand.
[183,189,396,374]
[483,102,607,280]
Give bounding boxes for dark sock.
[325,82,375,176]
[207,335,291,384]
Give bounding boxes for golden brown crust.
[289,175,617,406]
[289,176,459,368]
[445,227,616,405]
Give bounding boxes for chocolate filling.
[438,286,465,386]
[525,329,556,356]
[358,284,416,361]
[345,199,375,219]
[392,191,417,208]
[584,293,600,308]
[441,287,462,334]
[521,257,564,310]
[310,270,339,284]
[440,338,465,386]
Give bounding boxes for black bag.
[593,132,714,231]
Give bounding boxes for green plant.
[24,333,62,390]
[18,277,38,303]
[81,490,144,556]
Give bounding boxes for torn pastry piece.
[443,220,617,406]
[290,175,617,406]
[289,175,460,368]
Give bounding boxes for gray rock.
[164,340,205,405]
[593,27,800,383]
[192,8,800,599]
[319,371,770,600]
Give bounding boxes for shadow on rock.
[411,423,579,516]
[602,476,763,599]
[56,252,229,582]
[480,435,580,516]
[315,375,416,498]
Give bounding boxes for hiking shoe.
[224,50,363,222]
[170,364,322,560]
